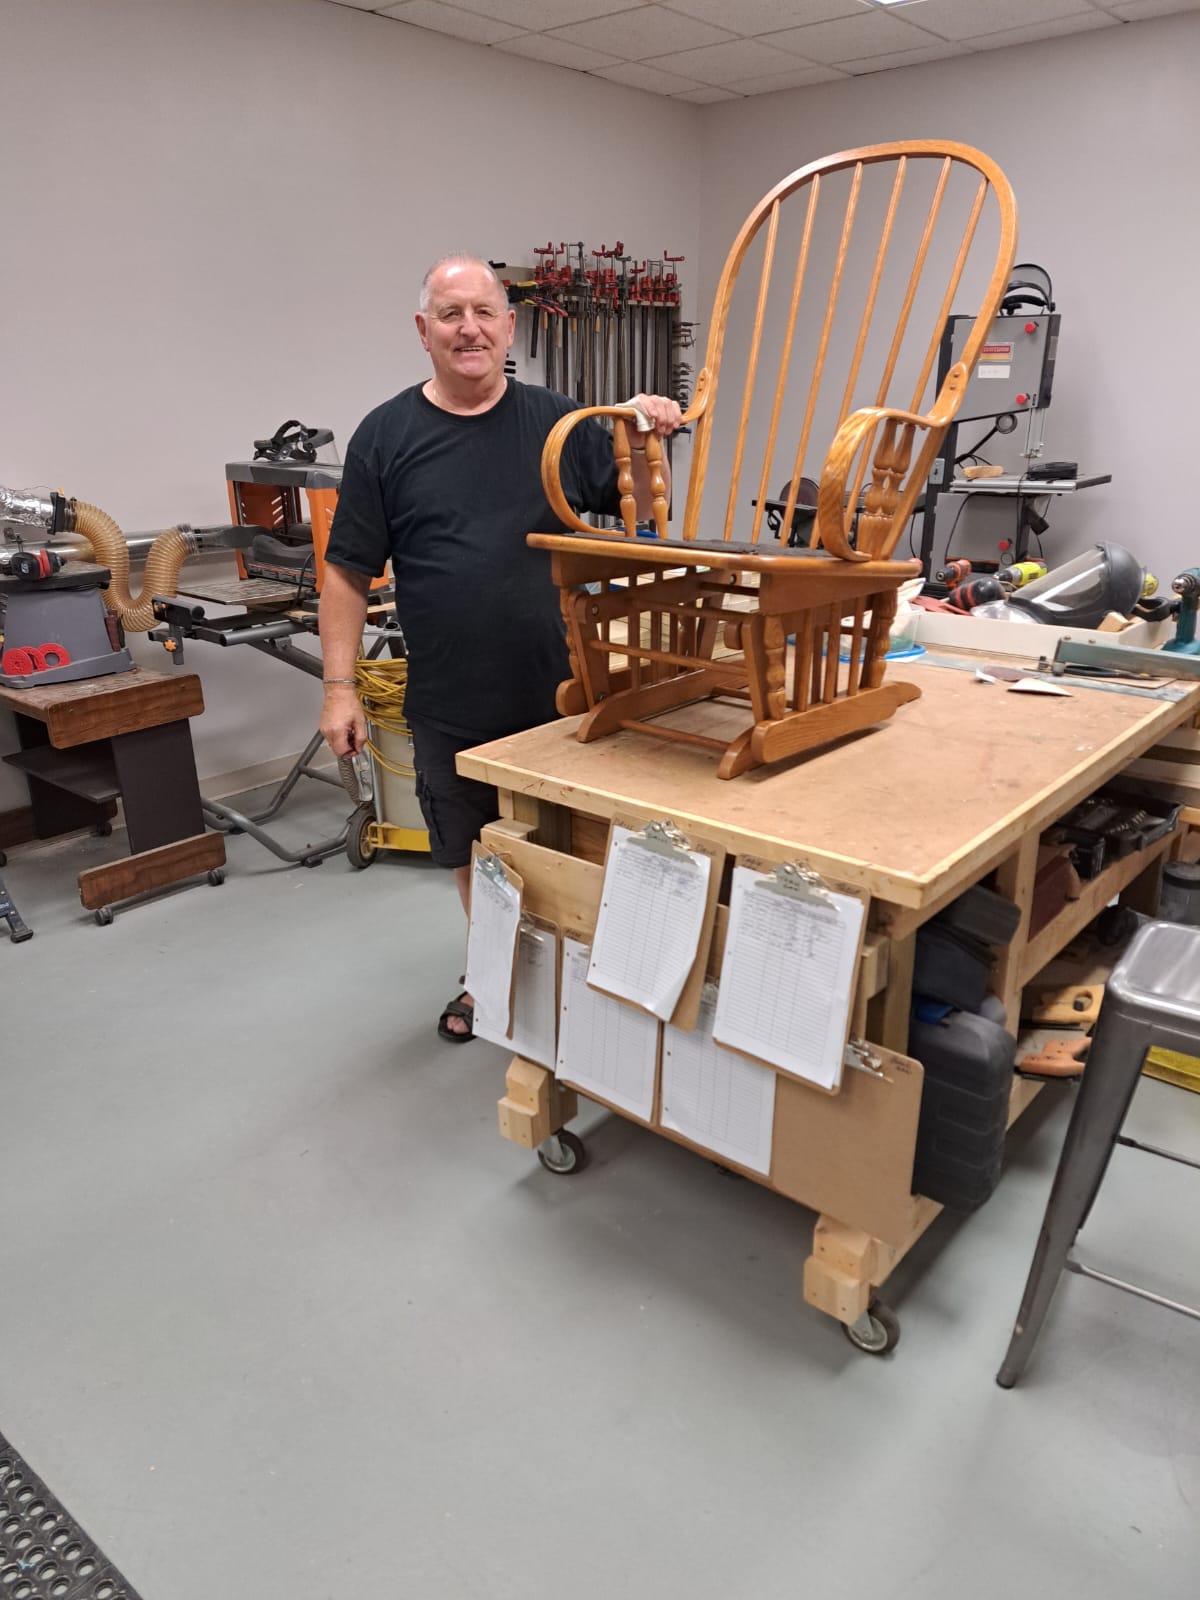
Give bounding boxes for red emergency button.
[1024,321,1037,334]
[1016,392,1029,405]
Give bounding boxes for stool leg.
[997,1010,1146,1388]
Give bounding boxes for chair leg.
[717,729,758,780]
[996,1010,1148,1388]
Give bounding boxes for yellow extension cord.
[355,656,415,778]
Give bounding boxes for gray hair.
[418,254,508,313]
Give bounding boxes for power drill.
[1163,568,1200,654]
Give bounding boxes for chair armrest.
[540,387,709,540]
[818,403,945,562]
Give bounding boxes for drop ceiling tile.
[647,35,811,82]
[377,1,526,42]
[725,62,849,92]
[1107,0,1200,17]
[660,0,864,33]
[591,58,711,90]
[326,0,385,9]
[763,9,935,63]
[969,11,1118,48]
[671,82,742,100]
[901,0,1094,43]
[834,38,964,72]
[452,0,646,29]
[494,31,624,67]
[552,3,733,57]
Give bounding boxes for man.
[319,253,682,1039]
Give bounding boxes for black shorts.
[409,719,501,870]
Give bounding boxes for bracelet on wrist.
[323,677,357,685]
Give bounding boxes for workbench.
[0,666,224,924]
[457,654,1200,1348]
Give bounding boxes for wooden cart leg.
[803,1218,877,1326]
[802,1198,944,1346]
[497,1057,578,1149]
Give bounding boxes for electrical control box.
[941,311,1060,423]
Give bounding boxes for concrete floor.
[1,781,1198,1600]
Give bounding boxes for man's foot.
[438,991,475,1042]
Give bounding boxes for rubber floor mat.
[0,1432,143,1599]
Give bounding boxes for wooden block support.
[497,1057,578,1150]
[802,1258,871,1325]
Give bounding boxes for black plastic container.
[912,924,993,1012]
[912,884,1020,1012]
[909,1008,1016,1212]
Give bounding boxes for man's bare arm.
[318,563,372,756]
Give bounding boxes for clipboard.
[710,853,868,1095]
[585,813,724,1032]
[556,926,661,1124]
[464,844,524,1037]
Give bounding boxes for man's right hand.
[320,684,368,757]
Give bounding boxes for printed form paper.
[463,857,521,1035]
[557,937,659,1121]
[475,924,557,1069]
[587,826,712,1020]
[712,867,864,1091]
[662,984,776,1175]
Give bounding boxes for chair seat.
[530,528,919,578]
[1108,921,1200,1032]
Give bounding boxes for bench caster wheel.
[843,1300,900,1355]
[94,821,113,837]
[208,869,225,886]
[346,803,378,870]
[537,1130,587,1176]
[95,906,114,927]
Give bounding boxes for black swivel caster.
[537,1130,588,1176]
[842,1299,900,1355]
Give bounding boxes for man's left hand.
[629,394,684,439]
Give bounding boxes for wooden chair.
[530,141,1018,778]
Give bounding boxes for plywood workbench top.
[458,659,1200,909]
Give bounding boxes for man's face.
[416,262,515,390]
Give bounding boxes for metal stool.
[997,920,1200,1388]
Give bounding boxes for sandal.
[438,991,475,1043]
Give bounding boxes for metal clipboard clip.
[518,912,547,942]
[627,819,697,863]
[757,860,836,912]
[845,1037,889,1080]
[476,852,512,889]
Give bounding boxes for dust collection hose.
[0,486,197,633]
[72,502,197,633]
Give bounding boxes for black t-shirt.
[326,380,620,740]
